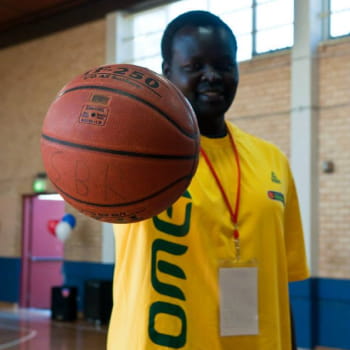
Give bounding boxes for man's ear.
[162,61,170,78]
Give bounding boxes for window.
[117,0,294,71]
[254,0,294,54]
[329,0,350,37]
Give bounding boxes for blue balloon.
[61,213,76,229]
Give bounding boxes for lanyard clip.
[234,238,241,262]
[233,225,240,261]
[233,224,239,240]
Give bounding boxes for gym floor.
[0,303,342,350]
[0,303,107,349]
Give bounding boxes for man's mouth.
[198,90,224,101]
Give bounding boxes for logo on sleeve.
[267,191,285,205]
[271,171,281,184]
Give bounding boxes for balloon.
[55,221,72,242]
[47,219,59,235]
[61,213,76,229]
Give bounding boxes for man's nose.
[201,65,221,82]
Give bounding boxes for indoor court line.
[0,323,37,350]
[0,307,108,350]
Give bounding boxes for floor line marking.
[0,324,37,350]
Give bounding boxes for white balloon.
[55,221,72,242]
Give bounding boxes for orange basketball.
[41,64,199,223]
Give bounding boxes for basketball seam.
[61,85,197,139]
[41,134,197,159]
[52,176,192,208]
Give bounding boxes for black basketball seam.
[41,134,196,160]
[52,175,192,208]
[93,73,163,97]
[61,85,197,139]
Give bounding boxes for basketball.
[40,64,199,223]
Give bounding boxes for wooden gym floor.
[0,303,343,350]
[0,303,107,349]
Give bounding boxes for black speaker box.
[51,286,78,321]
[84,279,113,325]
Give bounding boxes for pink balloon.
[47,219,59,235]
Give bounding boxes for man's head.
[161,11,239,136]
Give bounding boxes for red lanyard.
[200,129,241,241]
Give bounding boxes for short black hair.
[161,10,237,64]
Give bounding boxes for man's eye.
[217,63,236,72]
[183,63,201,72]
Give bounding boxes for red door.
[21,194,65,309]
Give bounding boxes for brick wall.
[230,51,292,157]
[318,39,350,278]
[0,19,105,261]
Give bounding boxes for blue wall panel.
[63,261,114,310]
[317,278,350,349]
[0,257,21,302]
[290,278,350,350]
[290,278,318,348]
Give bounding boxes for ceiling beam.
[0,0,153,49]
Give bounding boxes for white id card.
[219,266,259,336]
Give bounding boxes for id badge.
[219,262,259,336]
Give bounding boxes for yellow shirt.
[108,122,309,350]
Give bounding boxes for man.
[108,10,309,350]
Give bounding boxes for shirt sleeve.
[284,162,310,282]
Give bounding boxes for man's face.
[163,25,239,123]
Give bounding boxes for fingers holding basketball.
[40,64,199,223]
